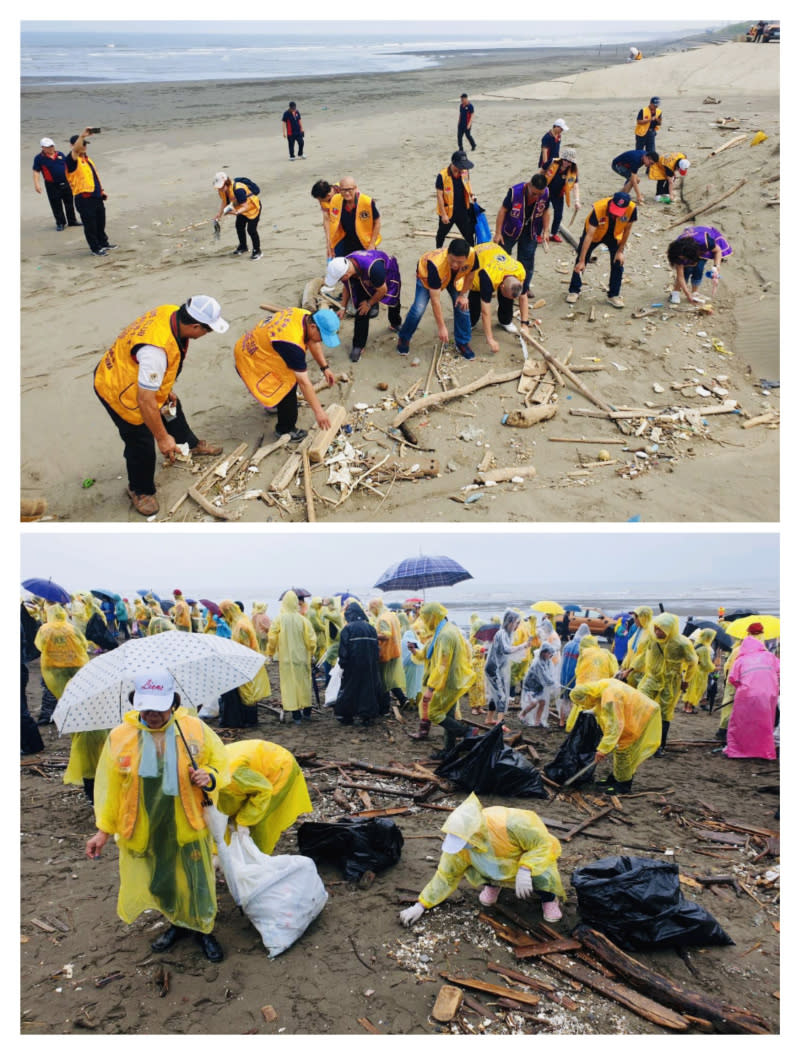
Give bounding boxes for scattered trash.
[81,478,94,489]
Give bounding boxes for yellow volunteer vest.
[544,160,578,206]
[470,242,525,293]
[649,152,686,182]
[94,305,184,426]
[234,308,309,408]
[586,198,637,243]
[438,166,473,220]
[107,714,210,841]
[220,181,261,220]
[66,154,101,196]
[418,247,477,291]
[329,192,381,250]
[634,104,661,137]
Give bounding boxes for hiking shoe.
[550,233,563,243]
[232,247,247,255]
[397,339,410,356]
[499,322,518,334]
[127,488,159,516]
[191,440,223,456]
[565,291,579,304]
[479,885,501,907]
[251,250,263,261]
[350,346,363,363]
[607,295,625,309]
[542,899,563,922]
[457,343,476,360]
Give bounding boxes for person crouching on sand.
[666,226,732,304]
[398,793,564,926]
[395,240,478,360]
[324,250,403,363]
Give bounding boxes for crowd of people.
[20,586,779,959]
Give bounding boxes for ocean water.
[20,23,723,86]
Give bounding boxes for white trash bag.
[205,807,328,957]
[324,662,342,707]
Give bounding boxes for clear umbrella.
[52,631,267,734]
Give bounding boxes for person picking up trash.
[399,792,564,926]
[567,678,661,794]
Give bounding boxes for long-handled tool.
[175,718,212,806]
[559,758,598,789]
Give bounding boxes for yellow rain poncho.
[220,600,272,706]
[469,613,482,644]
[133,598,150,633]
[369,598,406,694]
[510,614,536,688]
[622,606,654,687]
[568,679,661,782]
[638,613,698,721]
[148,615,175,636]
[418,793,563,908]
[307,598,327,662]
[64,729,110,787]
[468,641,487,712]
[575,635,619,685]
[266,591,317,713]
[34,605,89,699]
[412,603,475,723]
[170,594,192,631]
[251,603,271,653]
[320,598,344,666]
[93,706,229,933]
[684,628,715,709]
[217,740,313,854]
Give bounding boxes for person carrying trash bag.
[575,634,618,684]
[407,601,476,759]
[216,739,312,854]
[85,671,229,963]
[567,679,661,794]
[398,792,564,927]
[638,613,698,756]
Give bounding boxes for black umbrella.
[682,618,734,651]
[279,587,312,600]
[91,589,121,605]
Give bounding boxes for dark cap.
[608,191,632,217]
[650,96,661,105]
[69,134,81,145]
[451,150,474,170]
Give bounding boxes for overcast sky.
[19,528,778,599]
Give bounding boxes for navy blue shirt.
[271,339,308,373]
[612,150,647,174]
[458,102,474,130]
[538,131,561,169]
[32,150,69,183]
[282,109,303,135]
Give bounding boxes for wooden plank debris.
[439,972,542,1009]
[307,403,348,464]
[432,985,464,1022]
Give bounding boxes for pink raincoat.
[724,637,779,759]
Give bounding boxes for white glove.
[515,867,533,899]
[399,902,425,927]
[222,204,234,215]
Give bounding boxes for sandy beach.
[20,34,780,523]
[21,650,780,1036]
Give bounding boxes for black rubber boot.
[83,778,95,805]
[654,720,670,757]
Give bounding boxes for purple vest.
[501,183,550,242]
[680,226,732,261]
[347,249,401,307]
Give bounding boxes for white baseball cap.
[133,670,176,711]
[185,295,229,333]
[212,171,228,189]
[40,137,55,147]
[553,119,569,131]
[324,257,350,288]
[677,159,691,172]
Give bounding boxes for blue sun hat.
[311,308,341,347]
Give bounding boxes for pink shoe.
[479,885,501,907]
[542,899,562,922]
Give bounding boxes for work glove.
[222,204,234,215]
[399,902,425,927]
[515,867,533,900]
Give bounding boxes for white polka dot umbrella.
[52,631,267,734]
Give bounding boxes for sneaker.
[565,291,579,304]
[479,885,501,907]
[669,290,681,304]
[104,243,119,250]
[536,235,543,244]
[550,233,563,243]
[457,343,476,360]
[499,322,518,334]
[56,224,65,231]
[542,899,563,922]
[298,155,307,160]
[349,346,363,363]
[92,248,108,256]
[397,339,410,356]
[607,295,625,309]
[368,304,379,319]
[251,250,263,261]
[67,222,82,227]
[284,428,308,443]
[289,157,296,161]
[232,247,247,255]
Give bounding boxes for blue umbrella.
[374,555,473,593]
[92,589,121,604]
[22,578,71,605]
[562,603,583,613]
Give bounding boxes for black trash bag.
[85,613,119,652]
[296,817,404,881]
[434,723,547,798]
[544,711,603,786]
[571,855,734,949]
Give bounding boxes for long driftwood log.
[573,926,772,1034]
[666,179,748,230]
[390,368,522,427]
[519,330,613,413]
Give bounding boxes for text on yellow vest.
[328,191,381,249]
[219,180,261,220]
[234,307,310,407]
[470,242,526,293]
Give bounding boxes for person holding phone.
[65,127,117,256]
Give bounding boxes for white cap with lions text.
[185,295,229,333]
